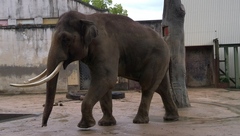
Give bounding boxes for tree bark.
[162,0,190,108]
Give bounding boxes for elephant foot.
[98,115,116,126]
[133,114,149,124]
[163,113,179,121]
[78,118,96,128]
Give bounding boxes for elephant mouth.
[10,62,63,87]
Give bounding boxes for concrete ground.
[0,88,240,136]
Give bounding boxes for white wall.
[182,0,240,46]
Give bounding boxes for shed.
[182,0,240,88]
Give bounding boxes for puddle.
[0,113,40,123]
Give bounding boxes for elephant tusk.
[25,69,47,83]
[10,62,63,87]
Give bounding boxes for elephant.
[11,11,179,128]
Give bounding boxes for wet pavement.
[0,88,240,136]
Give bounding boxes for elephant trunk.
[42,53,62,126]
[42,73,59,127]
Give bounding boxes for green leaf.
[81,0,90,4]
[81,0,128,16]
[109,4,128,16]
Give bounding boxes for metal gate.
[213,38,240,88]
[79,61,129,91]
[79,62,91,90]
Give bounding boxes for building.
[0,0,107,94]
[182,0,240,88]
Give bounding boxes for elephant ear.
[70,19,98,46]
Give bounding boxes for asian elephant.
[11,11,179,128]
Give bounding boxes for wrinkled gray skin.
[43,11,179,128]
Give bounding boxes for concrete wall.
[137,20,162,34]
[0,0,105,20]
[0,26,52,94]
[0,0,105,94]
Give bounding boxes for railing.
[213,38,240,88]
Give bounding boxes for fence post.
[234,47,240,88]
[224,47,229,83]
[213,38,220,87]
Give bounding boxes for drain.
[0,113,40,123]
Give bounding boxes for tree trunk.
[162,0,190,108]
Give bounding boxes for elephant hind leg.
[98,90,116,126]
[133,89,155,124]
[156,73,179,121]
[133,63,165,124]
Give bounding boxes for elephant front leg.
[77,93,97,128]
[78,60,118,128]
[98,90,116,126]
[78,84,110,128]
[78,75,117,128]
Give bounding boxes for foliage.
[109,4,128,16]
[81,0,128,16]
[220,76,229,83]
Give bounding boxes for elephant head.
[11,12,98,126]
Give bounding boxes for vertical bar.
[234,47,240,88]
[213,39,220,86]
[67,61,80,98]
[224,47,229,82]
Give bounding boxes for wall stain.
[0,65,45,77]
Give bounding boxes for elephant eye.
[62,36,72,46]
[59,32,74,46]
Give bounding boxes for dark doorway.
[186,46,214,87]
